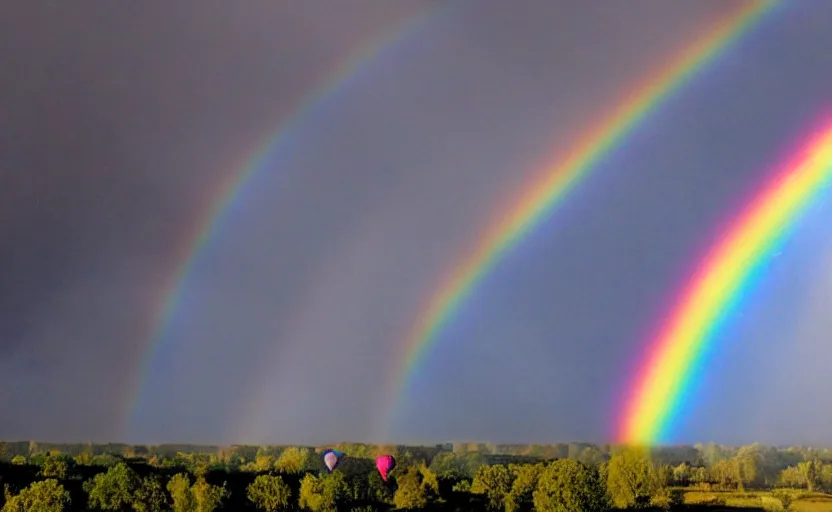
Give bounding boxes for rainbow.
[122,4,445,439]
[617,118,832,445]
[383,0,780,433]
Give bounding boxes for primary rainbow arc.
[383,0,779,436]
[618,120,832,445]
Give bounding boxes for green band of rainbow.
[617,117,832,445]
[383,0,779,436]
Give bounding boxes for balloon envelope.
[322,449,343,472]
[375,454,396,481]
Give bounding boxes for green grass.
[681,489,832,511]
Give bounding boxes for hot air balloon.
[322,449,344,472]
[375,454,396,482]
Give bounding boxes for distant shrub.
[770,490,793,511]
[760,495,785,511]
[649,487,684,509]
[451,480,471,493]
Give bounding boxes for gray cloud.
[2,0,832,446]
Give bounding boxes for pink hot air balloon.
[375,454,396,482]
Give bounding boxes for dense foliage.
[2,441,832,511]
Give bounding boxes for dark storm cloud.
[3,0,832,446]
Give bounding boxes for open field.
[681,490,832,511]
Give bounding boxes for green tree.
[606,446,654,508]
[452,480,471,493]
[770,490,794,511]
[85,462,141,511]
[298,472,347,512]
[10,456,25,466]
[533,459,608,512]
[821,463,832,492]
[168,474,195,512]
[780,466,804,488]
[40,455,71,479]
[393,466,428,510]
[672,462,690,486]
[504,463,542,512]
[133,476,168,512]
[428,452,464,480]
[367,471,394,505]
[471,464,513,511]
[275,447,312,474]
[753,444,783,486]
[734,445,762,488]
[690,466,710,490]
[242,455,275,473]
[91,454,121,467]
[461,452,488,478]
[247,475,291,512]
[797,459,823,492]
[3,479,71,512]
[75,451,93,466]
[710,459,740,490]
[191,476,228,512]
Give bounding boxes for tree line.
[2,441,832,511]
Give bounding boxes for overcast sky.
[2,0,831,447]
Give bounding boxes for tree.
[75,451,93,466]
[672,462,690,486]
[91,454,121,467]
[821,463,832,492]
[133,476,168,512]
[780,466,804,489]
[533,459,608,512]
[731,445,762,490]
[504,463,542,512]
[710,459,740,490]
[3,479,71,512]
[428,452,464,480]
[367,471,394,505]
[416,462,440,502]
[606,446,654,508]
[298,472,347,512]
[797,459,823,492]
[168,474,195,512]
[275,447,312,474]
[40,455,71,479]
[247,475,291,512]
[242,455,275,473]
[471,464,513,511]
[393,466,428,510]
[10,456,25,466]
[191,476,228,512]
[85,462,141,511]
[690,466,710,490]
[166,474,227,512]
[770,490,794,511]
